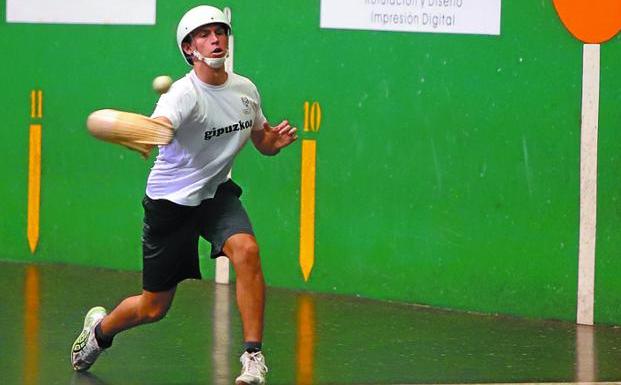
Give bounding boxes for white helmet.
[176,5,231,66]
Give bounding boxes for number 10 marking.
[304,101,322,132]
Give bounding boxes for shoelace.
[244,352,268,375]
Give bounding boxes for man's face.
[184,24,228,59]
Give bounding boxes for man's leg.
[223,233,265,343]
[224,233,268,385]
[71,287,176,372]
[100,287,177,336]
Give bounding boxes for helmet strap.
[192,50,227,69]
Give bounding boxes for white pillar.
[212,283,231,385]
[215,7,234,285]
[577,44,600,326]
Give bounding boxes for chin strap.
[192,50,227,69]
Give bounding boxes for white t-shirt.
[146,70,267,206]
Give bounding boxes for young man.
[70,5,297,385]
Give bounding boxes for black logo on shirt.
[241,96,251,114]
[204,119,254,141]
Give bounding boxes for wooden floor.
[2,261,621,385]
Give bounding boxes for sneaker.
[71,306,107,372]
[235,351,268,385]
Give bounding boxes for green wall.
[1,1,620,324]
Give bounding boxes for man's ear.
[181,41,193,55]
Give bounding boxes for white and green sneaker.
[235,351,268,385]
[71,306,107,372]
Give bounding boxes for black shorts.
[141,179,254,292]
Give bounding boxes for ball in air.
[152,75,173,94]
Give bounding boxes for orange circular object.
[553,0,621,44]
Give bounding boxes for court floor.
[2,260,621,385]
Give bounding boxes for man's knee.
[139,292,173,323]
[141,305,169,323]
[228,236,261,271]
[238,239,260,260]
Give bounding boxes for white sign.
[6,0,156,25]
[321,0,501,36]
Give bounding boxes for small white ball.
[152,75,173,94]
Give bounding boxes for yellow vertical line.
[37,90,43,118]
[312,102,321,132]
[295,294,315,385]
[309,104,316,132]
[27,124,42,253]
[30,90,36,118]
[299,139,316,281]
[303,101,309,132]
[23,266,40,385]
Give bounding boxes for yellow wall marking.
[304,102,309,132]
[28,124,42,253]
[300,101,322,281]
[30,90,42,118]
[30,90,36,118]
[23,266,40,385]
[295,294,315,385]
[28,90,43,253]
[300,139,317,282]
[303,101,322,132]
